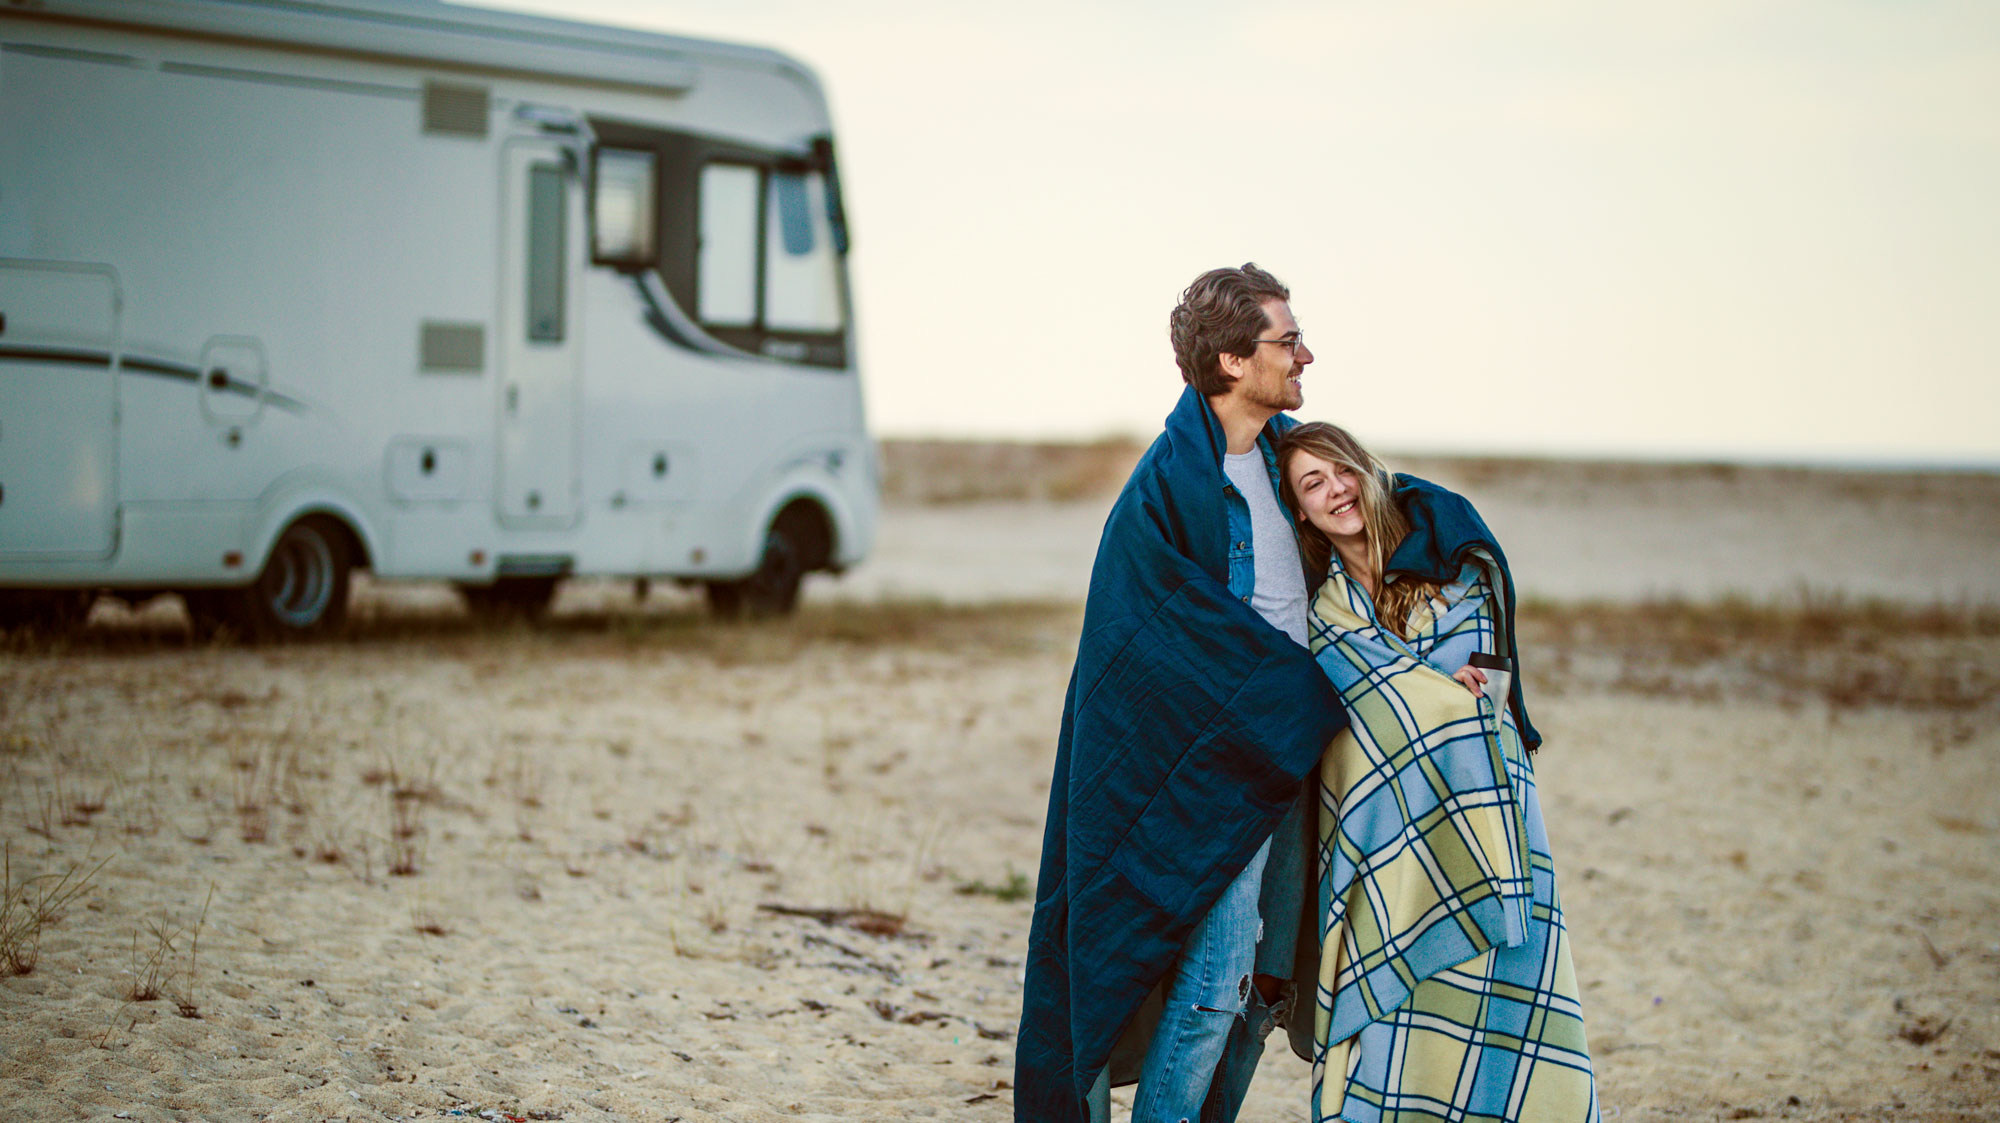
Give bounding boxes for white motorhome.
[0,0,875,635]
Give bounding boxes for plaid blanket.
[1308,556,1596,1123]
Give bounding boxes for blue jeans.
[1130,836,1276,1123]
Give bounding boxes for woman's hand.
[1451,665,1488,697]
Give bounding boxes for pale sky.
[497,0,2000,464]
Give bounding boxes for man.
[1016,264,1347,1122]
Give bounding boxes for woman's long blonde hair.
[1277,422,1441,637]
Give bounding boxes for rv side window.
[764,171,844,334]
[592,147,656,265]
[698,163,759,328]
[527,163,567,342]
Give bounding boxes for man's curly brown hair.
[1169,263,1290,397]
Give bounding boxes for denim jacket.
[1221,432,1299,608]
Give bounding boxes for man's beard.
[1247,376,1302,412]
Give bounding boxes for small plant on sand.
[126,919,174,1001]
[23,779,59,840]
[170,884,215,1018]
[109,777,162,838]
[410,892,450,937]
[954,866,1033,903]
[64,779,107,829]
[702,894,731,934]
[17,750,106,835]
[386,798,425,876]
[827,813,941,924]
[305,822,348,865]
[232,744,275,843]
[366,751,443,877]
[107,884,214,1042]
[485,749,545,842]
[23,758,101,838]
[0,843,110,976]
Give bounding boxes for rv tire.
[235,517,352,640]
[706,520,805,619]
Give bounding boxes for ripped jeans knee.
[1189,971,1255,1018]
[1133,837,1275,1122]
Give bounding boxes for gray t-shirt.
[1222,449,1308,648]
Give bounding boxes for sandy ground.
[2,455,1997,1122]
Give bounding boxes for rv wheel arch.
[773,497,835,574]
[705,498,832,618]
[187,513,357,641]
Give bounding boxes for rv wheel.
[236,518,352,639]
[0,588,95,634]
[706,522,805,619]
[457,577,560,621]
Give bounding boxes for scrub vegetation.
[1520,596,2000,712]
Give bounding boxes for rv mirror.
[592,147,657,265]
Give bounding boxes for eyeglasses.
[1253,333,1305,354]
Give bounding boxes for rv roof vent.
[423,81,490,138]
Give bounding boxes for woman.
[1277,422,1597,1123]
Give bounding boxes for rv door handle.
[506,384,519,414]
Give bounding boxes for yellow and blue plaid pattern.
[1308,560,1596,1123]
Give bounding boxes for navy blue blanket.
[1015,387,1347,1121]
[1385,474,1542,752]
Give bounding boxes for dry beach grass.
[1,445,1997,1121]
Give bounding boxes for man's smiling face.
[1231,298,1312,413]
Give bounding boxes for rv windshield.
[696,162,844,338]
[763,170,842,334]
[697,163,760,328]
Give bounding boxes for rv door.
[0,260,120,559]
[497,141,583,528]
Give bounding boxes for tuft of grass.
[109,776,161,838]
[955,866,1033,903]
[171,885,214,1018]
[410,893,450,937]
[111,886,217,1022]
[229,742,311,845]
[370,752,442,877]
[24,779,60,840]
[0,844,110,976]
[124,884,215,1012]
[483,749,544,842]
[127,919,175,1001]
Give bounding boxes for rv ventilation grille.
[422,81,490,137]
[420,322,485,372]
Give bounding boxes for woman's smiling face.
[1285,449,1368,547]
